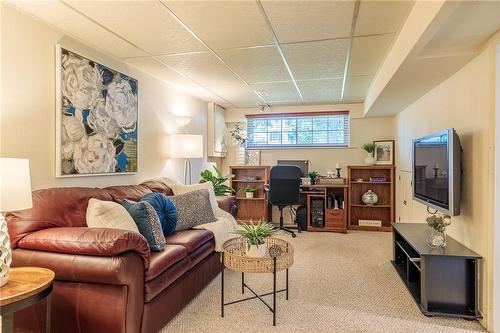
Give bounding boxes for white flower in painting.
[73,133,116,174]
[61,53,101,110]
[104,80,137,133]
[88,97,121,138]
[63,115,86,142]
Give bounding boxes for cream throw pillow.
[170,182,219,214]
[86,198,139,233]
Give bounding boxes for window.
[246,111,349,149]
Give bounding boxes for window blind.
[246,111,350,149]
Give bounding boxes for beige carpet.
[161,231,485,333]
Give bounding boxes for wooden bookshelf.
[229,166,270,223]
[348,165,395,232]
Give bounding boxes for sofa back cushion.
[140,180,174,196]
[104,184,152,203]
[6,187,113,248]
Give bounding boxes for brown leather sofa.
[6,180,237,333]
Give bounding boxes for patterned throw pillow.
[170,182,219,214]
[140,193,177,236]
[122,200,166,251]
[170,189,217,231]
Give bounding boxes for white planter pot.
[246,243,267,257]
[364,153,376,165]
[245,192,254,199]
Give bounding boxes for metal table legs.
[221,253,289,326]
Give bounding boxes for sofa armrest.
[216,195,237,217]
[17,227,150,269]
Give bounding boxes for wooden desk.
[300,184,348,233]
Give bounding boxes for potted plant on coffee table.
[233,221,277,257]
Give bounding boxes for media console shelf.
[392,223,481,320]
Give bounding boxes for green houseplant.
[233,221,277,257]
[239,186,257,199]
[199,166,234,196]
[307,171,320,185]
[361,142,376,165]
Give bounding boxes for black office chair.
[268,165,303,238]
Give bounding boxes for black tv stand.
[392,223,481,320]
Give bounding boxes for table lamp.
[169,134,203,185]
[0,158,32,287]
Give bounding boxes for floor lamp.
[169,134,203,185]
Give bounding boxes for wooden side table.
[0,267,55,333]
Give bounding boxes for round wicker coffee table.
[221,237,294,326]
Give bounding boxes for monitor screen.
[413,132,449,207]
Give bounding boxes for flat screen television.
[412,128,462,216]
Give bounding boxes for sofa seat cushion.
[144,258,189,302]
[164,229,214,254]
[145,245,187,281]
[187,239,215,269]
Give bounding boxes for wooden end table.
[221,237,294,326]
[0,267,55,333]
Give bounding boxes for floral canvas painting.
[56,46,138,176]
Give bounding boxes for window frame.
[245,111,350,149]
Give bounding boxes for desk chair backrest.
[268,165,302,206]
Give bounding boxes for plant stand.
[220,237,294,326]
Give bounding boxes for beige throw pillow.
[170,182,219,214]
[86,198,139,233]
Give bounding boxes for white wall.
[0,5,210,190]
[394,32,499,330]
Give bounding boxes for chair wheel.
[292,233,297,238]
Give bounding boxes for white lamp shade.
[169,134,203,159]
[0,158,33,212]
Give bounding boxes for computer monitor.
[277,160,309,176]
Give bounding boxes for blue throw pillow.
[122,200,166,252]
[140,193,178,236]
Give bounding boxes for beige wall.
[223,103,394,224]
[394,33,499,330]
[223,103,394,176]
[0,5,210,190]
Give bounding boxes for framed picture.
[245,150,260,166]
[56,45,138,177]
[373,140,394,165]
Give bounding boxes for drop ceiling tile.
[218,46,289,84]
[183,86,229,105]
[124,57,196,88]
[6,1,145,58]
[349,34,394,76]
[64,0,206,55]
[251,81,300,104]
[297,79,342,103]
[206,83,263,107]
[164,1,273,49]
[157,52,241,86]
[355,1,414,36]
[344,75,373,101]
[261,0,355,43]
[282,39,348,80]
